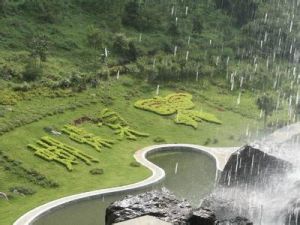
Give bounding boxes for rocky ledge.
[105,188,252,225]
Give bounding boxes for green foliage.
[9,186,36,196]
[153,137,166,143]
[0,89,21,105]
[62,124,114,152]
[28,136,99,171]
[215,0,258,26]
[87,25,103,49]
[256,93,276,127]
[98,108,128,127]
[129,161,141,167]
[122,0,161,31]
[134,93,195,115]
[0,0,7,14]
[21,0,68,23]
[108,124,149,140]
[135,93,222,129]
[113,33,137,63]
[28,35,49,62]
[0,151,59,188]
[89,168,104,175]
[98,108,149,140]
[175,110,222,129]
[22,60,43,82]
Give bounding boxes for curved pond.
[32,148,216,225]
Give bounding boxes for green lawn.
[0,76,272,224]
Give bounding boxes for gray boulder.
[105,189,193,225]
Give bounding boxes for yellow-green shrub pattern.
[98,108,128,127]
[98,108,149,140]
[175,110,222,129]
[135,93,222,129]
[62,125,114,152]
[134,93,194,115]
[28,136,99,171]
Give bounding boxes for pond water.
[33,148,216,225]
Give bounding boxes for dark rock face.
[219,145,292,187]
[105,189,194,225]
[189,208,216,225]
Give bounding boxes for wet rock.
[188,208,216,225]
[105,188,252,225]
[218,216,253,225]
[219,145,292,187]
[283,197,300,225]
[105,189,193,225]
[201,194,243,220]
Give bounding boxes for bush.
[212,138,218,144]
[153,137,166,143]
[9,186,36,196]
[22,61,43,82]
[21,0,68,23]
[28,35,49,62]
[204,138,211,146]
[130,161,141,167]
[87,25,103,49]
[89,168,104,175]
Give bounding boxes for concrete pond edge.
[13,144,238,225]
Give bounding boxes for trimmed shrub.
[153,137,166,143]
[130,161,141,168]
[89,168,104,175]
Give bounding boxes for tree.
[21,0,67,23]
[87,26,103,49]
[0,0,7,14]
[122,1,140,29]
[112,33,137,63]
[215,0,258,26]
[29,35,49,62]
[256,93,276,128]
[192,15,204,33]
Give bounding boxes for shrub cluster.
[0,151,59,188]
[9,186,36,196]
[89,168,104,175]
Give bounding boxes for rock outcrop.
[105,188,193,225]
[105,188,253,225]
[105,188,218,225]
[219,145,292,187]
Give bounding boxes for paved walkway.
[114,216,172,225]
[13,144,238,225]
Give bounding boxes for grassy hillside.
[0,0,298,224]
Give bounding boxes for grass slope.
[0,76,272,224]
